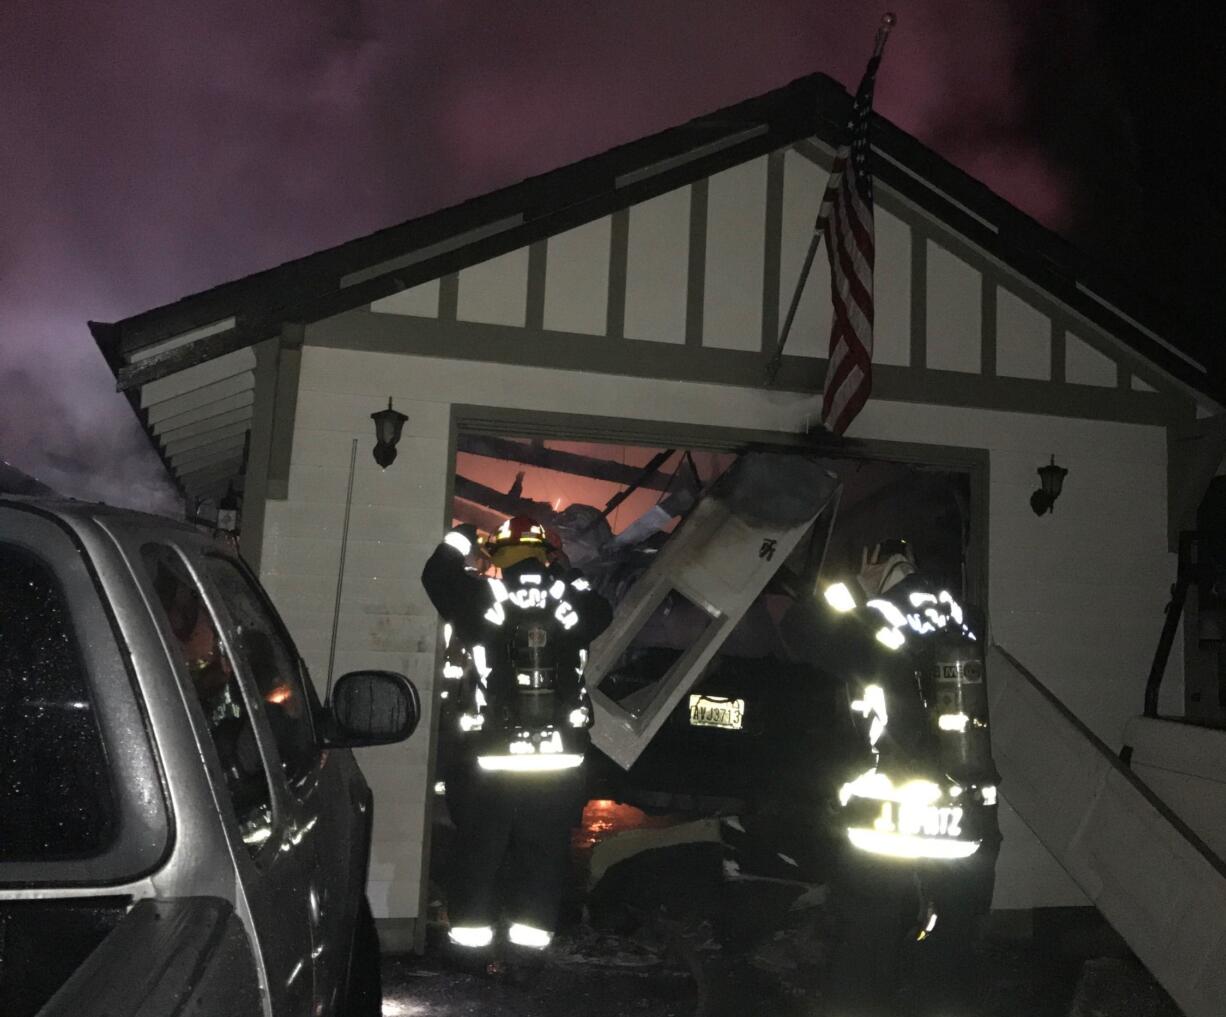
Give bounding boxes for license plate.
[688,695,744,730]
[896,803,963,838]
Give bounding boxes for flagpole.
[764,12,895,387]
[764,204,832,385]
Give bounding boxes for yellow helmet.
[483,515,553,570]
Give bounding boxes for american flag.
[819,39,887,435]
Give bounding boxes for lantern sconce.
[371,397,409,469]
[1030,455,1068,516]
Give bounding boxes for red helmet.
[483,515,554,569]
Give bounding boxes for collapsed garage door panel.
[584,454,841,769]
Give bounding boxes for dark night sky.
[0,1,1221,512]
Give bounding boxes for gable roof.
[91,71,1221,405]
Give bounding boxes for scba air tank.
[930,635,996,784]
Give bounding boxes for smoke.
[0,1,1113,508]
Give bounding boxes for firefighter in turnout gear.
[423,516,612,955]
[823,538,999,1016]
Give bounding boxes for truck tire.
[345,895,382,1017]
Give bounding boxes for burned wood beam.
[596,448,675,521]
[453,474,556,522]
[456,434,675,492]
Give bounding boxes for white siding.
[544,217,611,336]
[779,149,832,358]
[145,375,255,426]
[371,280,440,318]
[703,157,767,352]
[997,287,1050,381]
[1066,332,1118,387]
[874,206,912,367]
[624,186,689,343]
[266,341,1178,918]
[457,249,528,327]
[140,347,256,408]
[926,241,981,373]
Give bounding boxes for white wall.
[260,343,1178,917]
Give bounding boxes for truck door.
[198,554,363,1016]
[140,542,316,1016]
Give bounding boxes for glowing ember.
[572,799,678,853]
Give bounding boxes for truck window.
[0,543,116,861]
[200,556,319,787]
[142,545,274,853]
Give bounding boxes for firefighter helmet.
[483,515,554,569]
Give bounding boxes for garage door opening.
[427,429,978,937]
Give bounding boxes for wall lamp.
[371,397,408,469]
[1030,455,1068,516]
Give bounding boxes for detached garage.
[93,72,1226,950]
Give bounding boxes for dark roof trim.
[90,72,1221,404]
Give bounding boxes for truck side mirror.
[328,670,420,747]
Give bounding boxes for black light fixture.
[1030,455,1068,516]
[217,482,242,535]
[371,397,408,469]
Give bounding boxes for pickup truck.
[0,497,421,1017]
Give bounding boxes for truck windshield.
[0,542,116,861]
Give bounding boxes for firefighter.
[422,515,612,958]
[824,538,998,1015]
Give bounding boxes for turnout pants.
[446,762,586,935]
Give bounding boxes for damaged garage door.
[582,453,840,768]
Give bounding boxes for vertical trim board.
[686,179,709,347]
[1051,322,1066,385]
[910,231,928,369]
[606,210,629,339]
[981,278,997,377]
[438,274,459,321]
[761,151,785,354]
[525,241,547,331]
